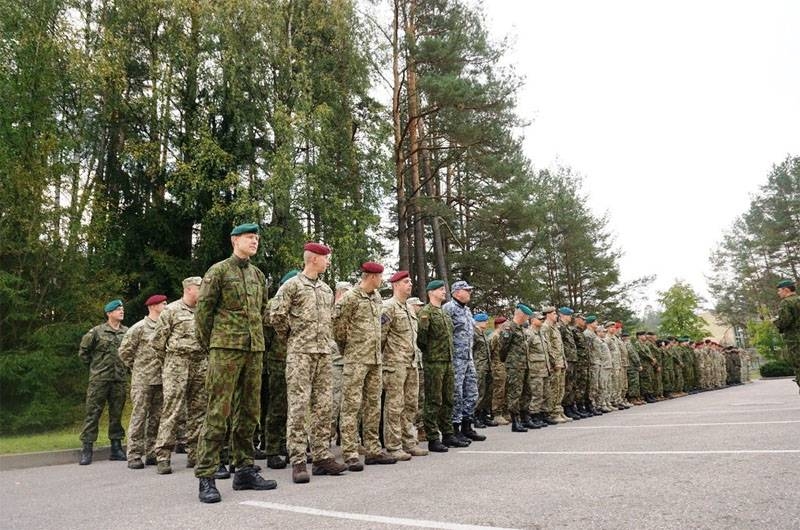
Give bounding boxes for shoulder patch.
[380,313,391,326]
[501,331,511,339]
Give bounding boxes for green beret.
[426,279,445,291]
[515,303,533,316]
[230,223,260,236]
[280,269,300,286]
[104,299,123,313]
[585,314,597,324]
[777,279,796,289]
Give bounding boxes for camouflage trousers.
[545,368,566,415]
[423,361,455,441]
[787,342,800,390]
[285,352,334,466]
[155,353,207,462]
[609,365,621,404]
[562,362,578,407]
[126,384,163,460]
[523,374,545,415]
[416,365,425,428]
[382,364,419,452]
[265,359,287,456]
[575,362,591,404]
[599,367,612,406]
[654,368,664,397]
[341,362,382,461]
[626,367,641,399]
[662,365,674,393]
[451,357,478,423]
[474,357,491,414]
[504,359,529,415]
[490,358,507,416]
[589,365,602,406]
[674,367,685,392]
[331,362,344,441]
[195,348,262,478]
[79,379,126,443]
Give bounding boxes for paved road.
[2,379,799,529]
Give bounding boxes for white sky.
[483,0,800,313]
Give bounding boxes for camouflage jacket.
[624,341,641,369]
[416,304,454,363]
[775,292,800,343]
[637,340,657,367]
[118,316,161,386]
[605,336,621,369]
[270,273,333,356]
[559,321,578,362]
[542,321,566,369]
[151,299,204,362]
[472,326,491,366]
[195,254,268,352]
[583,328,602,367]
[442,300,474,360]
[78,322,128,382]
[334,285,382,365]
[573,326,589,365]
[264,297,287,362]
[598,337,613,369]
[492,321,528,368]
[381,297,418,367]
[614,336,629,367]
[527,326,551,377]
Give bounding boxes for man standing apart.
[271,242,348,483]
[151,277,206,474]
[119,294,167,469]
[417,280,466,451]
[380,271,428,461]
[194,224,277,503]
[443,280,485,443]
[335,262,397,470]
[774,279,800,394]
[78,299,129,465]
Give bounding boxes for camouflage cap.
[407,296,425,306]
[182,276,202,288]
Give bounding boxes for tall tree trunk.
[392,0,409,272]
[419,119,448,287]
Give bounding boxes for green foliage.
[658,281,710,340]
[746,318,785,361]
[759,360,795,378]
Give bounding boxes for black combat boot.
[442,432,470,448]
[267,455,287,469]
[531,413,548,429]
[521,413,541,430]
[232,465,278,490]
[79,442,93,465]
[198,478,221,503]
[473,414,486,429]
[452,423,472,445]
[510,414,528,432]
[213,462,231,479]
[482,410,499,427]
[109,440,126,461]
[577,404,592,418]
[428,439,449,453]
[461,418,486,441]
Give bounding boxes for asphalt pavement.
[2,378,799,530]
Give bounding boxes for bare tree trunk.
[419,119,448,287]
[392,0,410,272]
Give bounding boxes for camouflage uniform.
[152,299,207,463]
[78,323,129,444]
[381,297,421,453]
[651,344,665,397]
[525,325,550,416]
[661,346,675,395]
[333,285,383,462]
[489,330,508,418]
[597,336,613,407]
[775,292,800,389]
[416,304,455,442]
[493,321,529,416]
[573,326,591,407]
[118,316,162,462]
[542,321,566,417]
[472,325,492,418]
[637,338,656,398]
[604,334,621,405]
[583,327,603,408]
[270,273,336,466]
[193,255,268,478]
[615,335,629,401]
[443,299,478,424]
[559,321,578,411]
[263,297,287,457]
[330,341,344,441]
[624,340,642,400]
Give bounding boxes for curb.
[0,445,120,471]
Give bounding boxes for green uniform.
[560,322,578,409]
[417,304,455,441]
[473,326,492,418]
[194,254,268,478]
[78,322,129,444]
[624,340,641,400]
[775,292,800,389]
[263,297,287,457]
[494,321,530,415]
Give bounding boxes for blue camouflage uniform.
[443,296,478,424]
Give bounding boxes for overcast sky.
[483,0,800,313]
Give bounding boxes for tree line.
[1,0,641,434]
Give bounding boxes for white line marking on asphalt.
[240,501,520,530]
[560,420,800,429]
[459,450,800,455]
[619,407,800,416]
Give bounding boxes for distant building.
[698,311,737,346]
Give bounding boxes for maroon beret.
[388,270,409,283]
[303,242,331,255]
[494,316,507,325]
[145,294,167,306]
[361,261,384,274]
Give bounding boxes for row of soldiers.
[75,224,752,504]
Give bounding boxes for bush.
[759,360,796,378]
